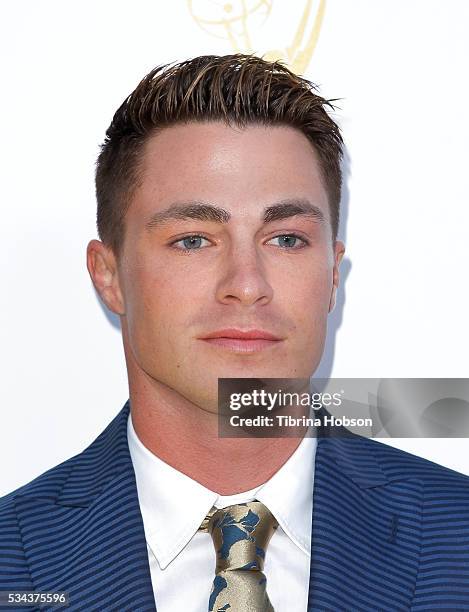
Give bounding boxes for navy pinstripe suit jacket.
[1,400,469,611]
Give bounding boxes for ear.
[328,240,345,313]
[86,239,125,315]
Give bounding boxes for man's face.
[105,122,344,413]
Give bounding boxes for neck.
[128,375,303,496]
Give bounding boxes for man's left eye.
[267,234,308,248]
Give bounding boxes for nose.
[215,245,274,307]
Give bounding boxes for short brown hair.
[95,54,343,258]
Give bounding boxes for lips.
[201,328,281,340]
[199,328,283,352]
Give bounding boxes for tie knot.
[202,501,278,573]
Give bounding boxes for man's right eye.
[170,235,211,250]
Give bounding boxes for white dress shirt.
[127,413,317,611]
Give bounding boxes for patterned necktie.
[199,500,279,611]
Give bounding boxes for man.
[1,54,469,612]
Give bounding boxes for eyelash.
[169,233,310,252]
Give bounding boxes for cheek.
[279,253,332,302]
[280,259,332,336]
[125,262,202,336]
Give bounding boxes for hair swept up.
[96,53,343,257]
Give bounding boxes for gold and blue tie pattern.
[199,501,279,611]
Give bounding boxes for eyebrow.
[144,198,326,230]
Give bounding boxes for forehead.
[132,121,329,220]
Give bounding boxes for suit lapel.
[308,428,423,611]
[14,402,156,612]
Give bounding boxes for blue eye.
[268,234,307,248]
[172,235,210,250]
[170,233,308,252]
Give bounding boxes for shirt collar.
[127,412,316,568]
[255,433,316,556]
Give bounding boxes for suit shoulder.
[365,436,469,489]
[0,405,129,514]
[0,453,79,513]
